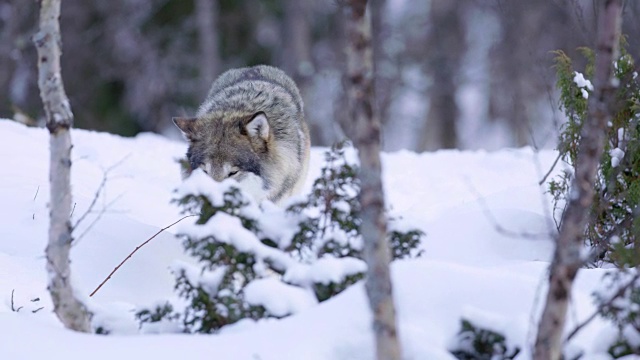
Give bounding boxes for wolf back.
[173,65,311,204]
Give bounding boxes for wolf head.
[174,65,310,204]
[174,112,273,201]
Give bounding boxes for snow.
[170,260,227,297]
[610,147,625,168]
[180,211,294,272]
[573,72,592,89]
[618,127,625,142]
[0,119,622,359]
[581,88,590,99]
[255,201,301,249]
[574,71,594,99]
[244,278,317,317]
[284,257,367,287]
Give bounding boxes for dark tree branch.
[538,153,563,186]
[72,154,130,232]
[564,272,640,343]
[11,289,23,312]
[90,214,198,297]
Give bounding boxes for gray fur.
[174,65,311,204]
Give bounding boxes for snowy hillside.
[0,119,618,359]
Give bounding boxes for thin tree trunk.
[283,0,312,85]
[370,0,393,129]
[195,0,220,95]
[342,1,402,359]
[34,0,91,332]
[0,3,19,111]
[419,0,465,151]
[282,0,323,144]
[533,1,622,359]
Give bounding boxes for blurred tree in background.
[1,0,639,150]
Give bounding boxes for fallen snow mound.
[0,120,617,359]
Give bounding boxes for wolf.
[173,65,311,204]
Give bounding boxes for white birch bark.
[533,1,622,358]
[342,1,402,359]
[34,0,91,332]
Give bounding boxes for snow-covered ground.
[0,119,618,359]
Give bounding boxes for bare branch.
[106,153,131,172]
[11,289,23,312]
[564,272,640,342]
[73,192,126,245]
[466,179,553,240]
[72,175,107,231]
[72,154,130,231]
[89,214,198,297]
[538,152,563,186]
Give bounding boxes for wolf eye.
[228,170,239,177]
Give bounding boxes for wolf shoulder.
[197,65,305,121]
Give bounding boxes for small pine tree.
[549,45,640,267]
[449,319,520,360]
[137,142,425,333]
[286,142,363,260]
[551,42,640,355]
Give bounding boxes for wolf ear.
[173,117,198,139]
[245,113,269,141]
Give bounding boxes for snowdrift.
[0,120,617,359]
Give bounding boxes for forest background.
[3,0,639,150]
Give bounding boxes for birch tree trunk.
[342,1,402,359]
[533,1,622,358]
[34,0,91,332]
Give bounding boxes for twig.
[105,153,132,173]
[73,192,126,245]
[527,268,551,354]
[564,272,640,342]
[89,214,198,297]
[70,202,76,217]
[11,289,23,312]
[33,185,40,220]
[72,154,131,231]
[72,175,108,230]
[538,152,562,186]
[530,143,561,238]
[465,179,550,240]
